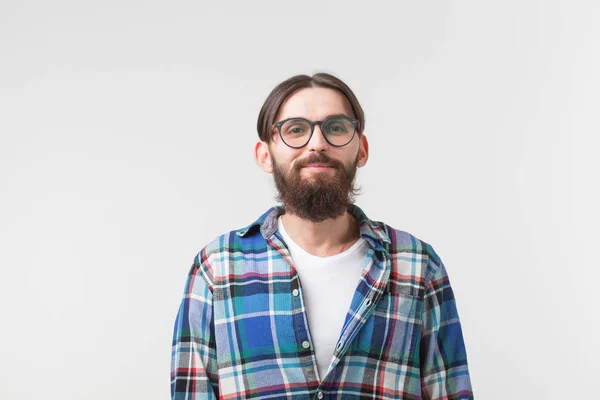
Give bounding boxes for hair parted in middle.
[256,72,365,144]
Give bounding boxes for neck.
[281,209,360,257]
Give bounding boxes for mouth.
[302,164,334,171]
[303,163,333,168]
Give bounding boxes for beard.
[271,152,361,223]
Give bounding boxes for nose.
[306,124,329,152]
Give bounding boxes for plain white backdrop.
[1,1,598,399]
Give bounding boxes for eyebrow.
[284,113,352,121]
[321,113,351,120]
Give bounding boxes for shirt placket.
[319,244,391,387]
[267,232,391,400]
[266,234,320,389]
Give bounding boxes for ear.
[255,140,273,173]
[357,134,369,168]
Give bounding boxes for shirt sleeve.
[171,254,219,399]
[420,259,474,400]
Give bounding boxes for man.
[171,73,473,399]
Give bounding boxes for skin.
[254,87,370,257]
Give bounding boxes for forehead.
[275,87,353,121]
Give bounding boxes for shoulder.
[377,221,445,296]
[350,204,444,272]
[383,224,442,267]
[190,218,273,288]
[188,230,240,289]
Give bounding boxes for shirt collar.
[235,204,391,248]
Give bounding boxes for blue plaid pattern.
[171,204,473,399]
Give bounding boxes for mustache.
[295,154,343,170]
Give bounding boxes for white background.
[1,1,598,399]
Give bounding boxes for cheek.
[269,149,296,170]
[336,148,358,164]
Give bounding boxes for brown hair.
[256,72,365,143]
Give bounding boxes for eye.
[281,119,310,136]
[324,123,347,134]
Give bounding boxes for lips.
[303,164,332,168]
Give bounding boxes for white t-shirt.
[277,216,370,380]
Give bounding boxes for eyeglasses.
[273,115,359,148]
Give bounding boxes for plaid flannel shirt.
[171,204,473,399]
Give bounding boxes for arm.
[171,253,219,399]
[420,259,473,400]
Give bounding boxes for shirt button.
[336,341,344,351]
[317,391,324,399]
[302,341,310,349]
[292,288,299,296]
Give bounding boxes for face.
[255,87,369,222]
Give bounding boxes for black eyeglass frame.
[273,115,360,149]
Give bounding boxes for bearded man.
[171,73,474,400]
